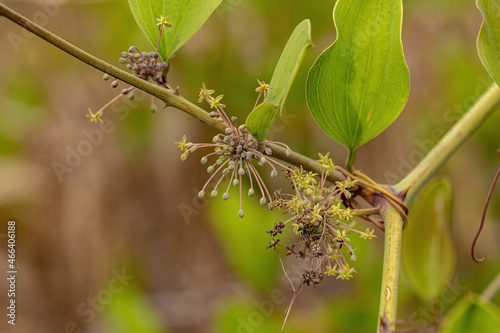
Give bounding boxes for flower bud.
[212,136,220,143]
[111,80,119,88]
[351,254,357,262]
[231,116,238,123]
[128,46,136,53]
[102,74,110,81]
[121,88,129,95]
[211,190,218,198]
[207,166,214,173]
[260,197,266,206]
[150,105,158,113]
[180,153,188,162]
[238,209,245,218]
[233,179,240,187]
[260,157,266,165]
[128,92,135,100]
[271,169,278,178]
[223,193,229,200]
[200,156,208,165]
[198,190,205,199]
[190,145,198,153]
[238,168,245,176]
[225,127,233,135]
[265,147,272,155]
[248,188,255,197]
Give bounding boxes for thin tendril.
[472,166,500,263]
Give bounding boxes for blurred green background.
[0,0,499,332]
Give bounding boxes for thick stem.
[395,83,500,203]
[377,201,404,333]
[0,2,346,184]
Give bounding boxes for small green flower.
[343,207,355,221]
[154,15,172,28]
[333,229,350,243]
[336,264,357,280]
[175,135,191,152]
[325,264,337,276]
[335,177,357,199]
[316,152,339,175]
[209,94,226,109]
[198,82,215,103]
[327,202,344,220]
[360,228,377,241]
[86,109,103,124]
[255,79,273,98]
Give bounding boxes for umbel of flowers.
[176,82,292,218]
[268,154,377,284]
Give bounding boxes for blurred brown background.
[0,0,499,332]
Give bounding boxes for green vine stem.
[377,201,404,333]
[0,2,345,184]
[395,83,500,203]
[481,270,500,302]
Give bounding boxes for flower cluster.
[119,47,168,85]
[87,15,173,123]
[176,83,292,218]
[268,154,377,286]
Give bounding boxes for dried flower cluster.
[176,83,292,218]
[268,153,377,286]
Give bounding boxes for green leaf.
[128,0,222,60]
[477,0,500,85]
[441,293,500,333]
[306,0,410,157]
[246,19,312,142]
[246,103,277,143]
[402,178,456,302]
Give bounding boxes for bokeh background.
[0,0,499,332]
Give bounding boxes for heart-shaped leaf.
[128,0,222,60]
[402,178,456,302]
[477,0,500,85]
[441,293,500,333]
[246,19,312,142]
[306,0,410,166]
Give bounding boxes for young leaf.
[128,0,222,60]
[306,0,410,161]
[477,0,500,85]
[246,19,312,142]
[402,178,456,302]
[441,293,500,333]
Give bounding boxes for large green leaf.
[477,0,500,85]
[306,0,410,159]
[128,0,222,60]
[402,178,456,302]
[441,293,500,333]
[246,19,312,142]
